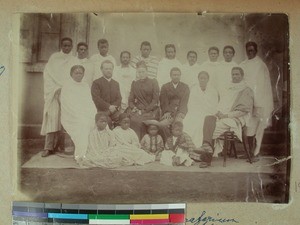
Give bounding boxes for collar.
[172,82,179,88]
[104,77,112,82]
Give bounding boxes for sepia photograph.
[16,12,290,204]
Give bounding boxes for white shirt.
[199,60,220,89]
[157,57,182,87]
[182,62,201,88]
[172,82,179,89]
[90,54,117,79]
[217,60,238,96]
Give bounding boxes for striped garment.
[130,55,159,79]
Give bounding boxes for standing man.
[157,44,182,87]
[182,51,201,88]
[130,41,159,79]
[91,60,122,128]
[114,51,136,112]
[160,67,190,138]
[75,42,95,87]
[240,41,274,159]
[199,46,220,89]
[90,39,116,79]
[217,45,238,96]
[41,37,76,157]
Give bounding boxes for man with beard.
[91,60,122,128]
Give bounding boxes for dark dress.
[127,77,160,139]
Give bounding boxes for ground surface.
[18,138,289,204]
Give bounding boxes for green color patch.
[88,214,98,219]
[98,214,130,219]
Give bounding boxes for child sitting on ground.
[160,121,196,167]
[113,113,156,165]
[141,120,164,161]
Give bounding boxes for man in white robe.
[90,39,116,79]
[217,46,238,96]
[240,41,274,158]
[130,41,159,79]
[157,44,182,87]
[184,71,218,147]
[114,51,136,112]
[199,46,220,89]
[61,65,97,164]
[73,42,95,87]
[41,37,76,157]
[182,51,201,88]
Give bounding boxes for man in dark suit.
[91,60,122,128]
[159,67,190,138]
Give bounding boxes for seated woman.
[127,61,160,140]
[113,113,156,165]
[60,65,97,164]
[184,71,218,147]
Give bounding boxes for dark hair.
[171,121,184,129]
[97,39,109,46]
[100,60,114,69]
[187,51,197,58]
[120,51,131,59]
[77,42,88,50]
[119,113,131,122]
[95,112,108,123]
[245,41,258,52]
[136,61,148,70]
[232,67,244,76]
[198,71,209,79]
[165,44,176,52]
[61,37,73,44]
[223,45,235,54]
[208,46,219,54]
[140,41,152,50]
[70,65,85,75]
[170,67,181,75]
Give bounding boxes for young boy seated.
[160,121,196,166]
[141,120,164,161]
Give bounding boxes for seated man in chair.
[192,67,254,168]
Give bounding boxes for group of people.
[40,37,274,168]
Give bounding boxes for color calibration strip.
[12,202,185,224]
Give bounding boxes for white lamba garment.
[114,66,137,111]
[157,58,182,87]
[216,60,238,96]
[61,78,97,160]
[213,81,252,156]
[199,60,220,90]
[89,54,117,79]
[40,51,76,135]
[181,62,201,88]
[240,55,274,126]
[184,85,219,147]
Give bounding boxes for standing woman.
[127,61,160,139]
[61,65,97,165]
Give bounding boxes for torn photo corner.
[12,12,290,204]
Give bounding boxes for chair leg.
[223,138,228,167]
[242,135,252,164]
[232,141,238,159]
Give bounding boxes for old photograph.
[17,13,290,203]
